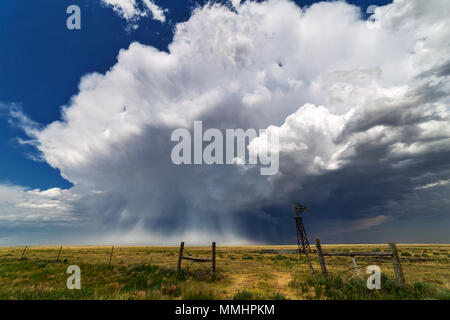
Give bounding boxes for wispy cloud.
[323,215,391,236]
[0,185,82,226]
[101,0,167,24]
[142,0,166,22]
[415,179,450,190]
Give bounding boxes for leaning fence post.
[389,243,406,287]
[20,246,27,259]
[108,245,114,269]
[350,256,360,277]
[56,245,63,262]
[315,239,328,277]
[211,242,216,273]
[177,242,184,271]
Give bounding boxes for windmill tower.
[293,202,312,254]
[293,202,315,277]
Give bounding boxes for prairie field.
[0,244,449,300]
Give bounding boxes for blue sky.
[1,0,449,245]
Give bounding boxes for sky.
[0,0,449,245]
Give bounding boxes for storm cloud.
[2,0,449,244]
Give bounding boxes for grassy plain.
[0,244,448,299]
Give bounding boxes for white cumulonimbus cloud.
[2,0,450,244]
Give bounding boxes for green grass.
[0,244,448,300]
[401,251,412,257]
[270,292,288,300]
[290,274,450,300]
[182,286,217,300]
[233,290,263,300]
[0,259,220,300]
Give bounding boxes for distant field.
[0,244,449,300]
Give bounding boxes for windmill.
[293,202,315,277]
[293,202,312,254]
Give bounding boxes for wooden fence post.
[211,242,216,273]
[350,256,360,277]
[20,246,27,259]
[315,239,328,277]
[56,245,62,262]
[108,245,114,269]
[389,243,406,287]
[177,242,184,271]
